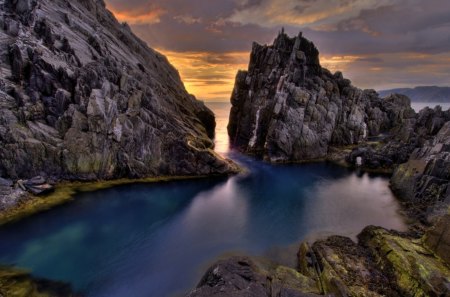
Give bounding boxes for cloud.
[110,8,166,24]
[322,52,450,90]
[228,0,396,28]
[174,15,202,24]
[103,0,450,101]
[160,50,249,101]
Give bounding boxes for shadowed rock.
[0,0,238,210]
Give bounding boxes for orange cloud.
[109,8,166,25]
[159,50,249,102]
[321,55,361,73]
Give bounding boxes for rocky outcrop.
[190,225,450,297]
[389,107,450,224]
[228,31,414,162]
[187,257,321,297]
[0,0,237,210]
[227,30,450,225]
[0,266,79,296]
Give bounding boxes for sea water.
[0,102,407,297]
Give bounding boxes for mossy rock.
[359,226,450,297]
[0,266,77,297]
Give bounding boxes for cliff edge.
[0,0,238,211]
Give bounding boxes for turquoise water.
[0,102,406,297]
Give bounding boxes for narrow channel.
[0,102,406,297]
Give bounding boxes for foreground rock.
[0,0,238,212]
[187,257,321,297]
[189,225,450,297]
[0,266,80,296]
[228,30,414,162]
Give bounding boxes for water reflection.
[206,102,231,154]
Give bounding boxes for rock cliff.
[228,31,413,162]
[0,0,237,209]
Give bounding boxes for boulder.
[187,257,321,297]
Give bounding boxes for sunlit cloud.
[104,0,450,101]
[228,0,395,28]
[323,52,450,90]
[160,50,249,101]
[109,8,166,24]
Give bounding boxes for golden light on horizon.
[159,50,249,102]
[320,55,361,72]
[109,8,166,25]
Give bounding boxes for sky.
[105,0,450,102]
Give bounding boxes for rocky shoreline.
[0,0,448,296]
[188,31,450,296]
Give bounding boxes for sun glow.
[159,50,249,102]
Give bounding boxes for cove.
[0,103,406,297]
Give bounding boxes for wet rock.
[23,176,54,195]
[191,223,450,297]
[359,226,450,297]
[424,214,450,264]
[187,256,321,297]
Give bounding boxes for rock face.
[190,225,450,297]
[228,31,413,162]
[0,0,237,207]
[389,107,450,224]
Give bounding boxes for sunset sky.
[105,0,450,102]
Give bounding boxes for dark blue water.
[0,102,406,297]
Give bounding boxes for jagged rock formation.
[228,31,413,162]
[0,0,237,208]
[189,225,450,297]
[345,105,450,225]
[390,107,450,224]
[227,30,450,226]
[197,30,450,297]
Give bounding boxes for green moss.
[366,228,450,296]
[0,266,74,297]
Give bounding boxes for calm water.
[0,102,406,297]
